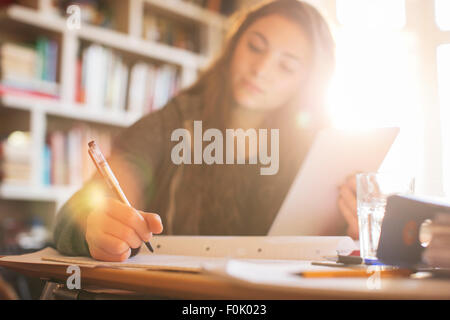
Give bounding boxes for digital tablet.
[268,127,400,236]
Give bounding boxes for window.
[303,0,450,196]
[435,0,450,30]
[329,0,420,178]
[326,29,422,177]
[336,0,406,29]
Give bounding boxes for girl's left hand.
[338,174,359,239]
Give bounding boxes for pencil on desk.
[88,140,154,253]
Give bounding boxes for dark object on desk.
[377,194,450,268]
[337,255,384,266]
[337,255,362,264]
[311,261,366,269]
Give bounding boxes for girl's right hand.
[85,198,163,262]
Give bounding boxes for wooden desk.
[1,259,450,299]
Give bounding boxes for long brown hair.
[184,0,335,132]
[168,0,336,235]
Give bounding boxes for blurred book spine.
[58,0,113,28]
[76,44,129,112]
[181,0,234,14]
[128,62,180,116]
[44,125,112,186]
[0,0,15,9]
[77,43,180,116]
[143,13,197,52]
[0,38,59,98]
[0,131,32,185]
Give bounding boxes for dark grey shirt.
[53,90,323,256]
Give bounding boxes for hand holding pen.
[85,141,163,262]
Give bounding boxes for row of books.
[76,44,129,112]
[181,0,235,14]
[143,13,199,52]
[0,127,114,187]
[44,126,112,186]
[0,38,59,98]
[128,63,180,115]
[0,131,32,185]
[58,0,114,28]
[76,44,181,116]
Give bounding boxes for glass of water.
[356,173,415,260]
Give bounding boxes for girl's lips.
[242,79,264,94]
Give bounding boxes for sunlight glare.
[435,0,450,30]
[437,44,450,196]
[336,0,406,29]
[326,28,422,177]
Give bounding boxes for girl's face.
[230,14,313,112]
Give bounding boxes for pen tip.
[146,242,154,253]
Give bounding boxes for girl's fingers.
[87,230,130,256]
[105,199,152,242]
[339,186,357,216]
[89,241,131,262]
[338,197,359,235]
[347,223,359,239]
[346,175,357,194]
[97,214,143,249]
[141,212,163,234]
[338,185,359,238]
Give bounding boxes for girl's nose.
[251,53,274,79]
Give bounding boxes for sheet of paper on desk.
[0,247,226,272]
[0,236,357,273]
[0,247,344,275]
[202,259,350,284]
[0,247,100,267]
[42,248,228,272]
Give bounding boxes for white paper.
[0,236,357,273]
[0,247,224,272]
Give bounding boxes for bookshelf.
[0,0,236,251]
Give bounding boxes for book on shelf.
[76,44,129,112]
[77,43,181,116]
[128,62,180,116]
[207,0,222,13]
[143,13,198,52]
[0,38,59,99]
[44,126,112,187]
[0,131,32,185]
[58,0,114,28]
[0,0,14,9]
[181,0,235,15]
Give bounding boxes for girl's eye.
[280,64,295,74]
[280,60,299,74]
[248,40,265,53]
